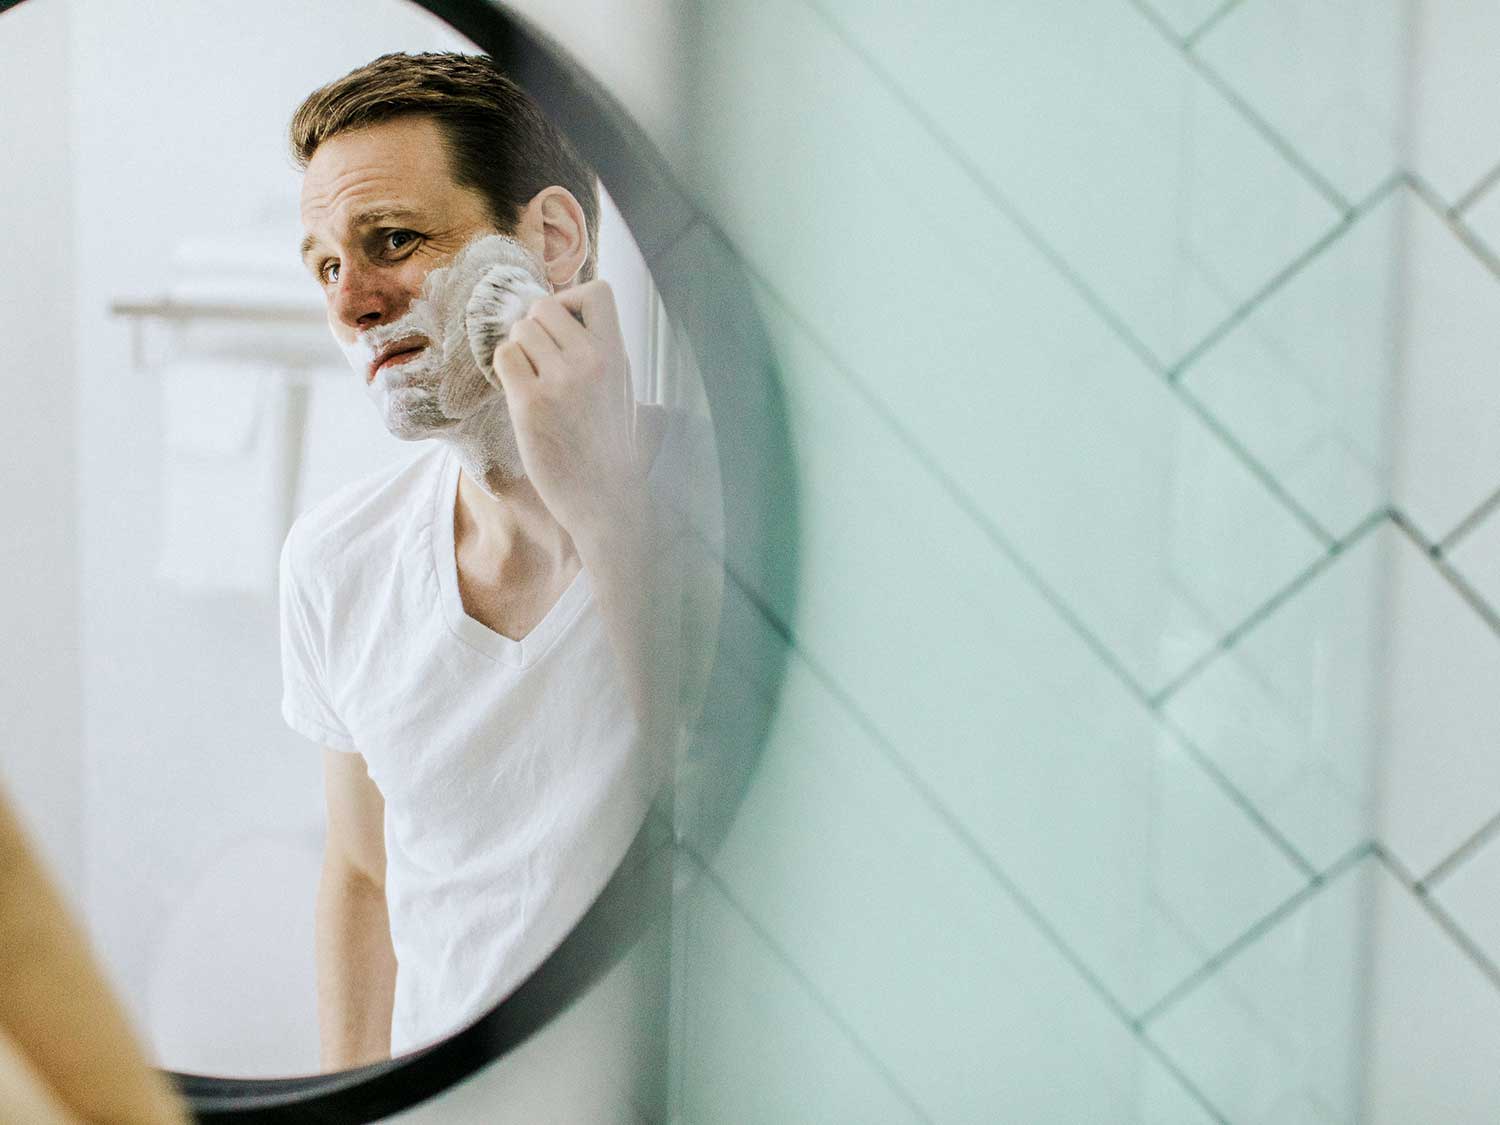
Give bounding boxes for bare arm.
[316,747,396,1071]
[571,403,684,786]
[496,286,686,786]
[0,788,189,1125]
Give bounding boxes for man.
[279,52,703,1070]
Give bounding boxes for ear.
[519,186,589,290]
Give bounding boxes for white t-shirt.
[278,425,695,1055]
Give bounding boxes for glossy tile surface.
[1146,856,1368,1122]
[1164,525,1386,871]
[672,227,1313,1015]
[676,867,926,1124]
[1180,187,1401,542]
[670,0,1329,696]
[1447,504,1500,616]
[1408,1,1500,204]
[709,650,1220,1122]
[660,3,1500,1119]
[1392,196,1500,543]
[1194,0,1404,205]
[1377,528,1500,878]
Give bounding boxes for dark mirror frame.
[0,0,797,1120]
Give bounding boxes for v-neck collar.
[430,447,592,667]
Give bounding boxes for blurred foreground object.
[0,788,190,1124]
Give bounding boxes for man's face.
[299,115,506,438]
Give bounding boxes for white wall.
[0,0,83,903]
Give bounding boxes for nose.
[329,263,413,332]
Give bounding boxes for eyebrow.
[299,207,423,266]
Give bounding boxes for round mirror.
[0,0,790,1114]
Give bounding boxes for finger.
[508,318,567,379]
[492,337,537,396]
[524,294,590,353]
[554,279,621,341]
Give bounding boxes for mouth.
[368,337,430,385]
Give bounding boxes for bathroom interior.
[2,0,1500,1121]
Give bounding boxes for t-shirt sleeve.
[278,527,357,752]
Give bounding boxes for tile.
[1430,828,1500,979]
[1409,1,1500,205]
[1164,525,1387,870]
[1194,0,1405,205]
[664,22,1329,696]
[1378,529,1500,878]
[709,652,1222,1123]
[798,0,1339,368]
[674,866,926,1125]
[1393,196,1500,543]
[1363,861,1500,1123]
[664,228,1311,1014]
[1146,857,1369,1123]
[1181,189,1401,541]
[1447,502,1500,615]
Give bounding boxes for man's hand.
[492,279,644,545]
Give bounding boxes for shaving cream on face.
[337,234,551,495]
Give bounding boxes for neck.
[454,464,575,574]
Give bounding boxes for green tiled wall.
[662,2,1500,1120]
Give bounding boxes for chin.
[384,414,461,442]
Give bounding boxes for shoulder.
[281,444,446,588]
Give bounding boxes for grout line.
[698,544,1153,1028]
[754,596,1147,1029]
[1388,507,1500,636]
[1450,159,1500,217]
[1183,0,1246,49]
[1436,485,1500,556]
[1169,172,1405,383]
[1171,381,1340,547]
[718,234,1158,700]
[807,0,1357,565]
[1371,842,1500,997]
[1135,841,1375,1029]
[1405,170,1500,285]
[1420,808,1500,892]
[1125,0,1352,215]
[681,849,937,1123]
[1135,1033,1233,1125]
[703,538,1249,1125]
[716,230,1326,879]
[1161,718,1320,878]
[1126,0,1188,47]
[1151,508,1387,707]
[688,562,1243,1121]
[1165,213,1351,380]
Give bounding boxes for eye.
[383,229,421,254]
[318,259,340,286]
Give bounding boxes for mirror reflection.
[1,0,722,1081]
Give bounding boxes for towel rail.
[110,298,325,323]
[110,297,333,371]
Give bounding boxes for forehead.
[299,115,480,235]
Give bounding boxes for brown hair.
[290,52,600,281]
